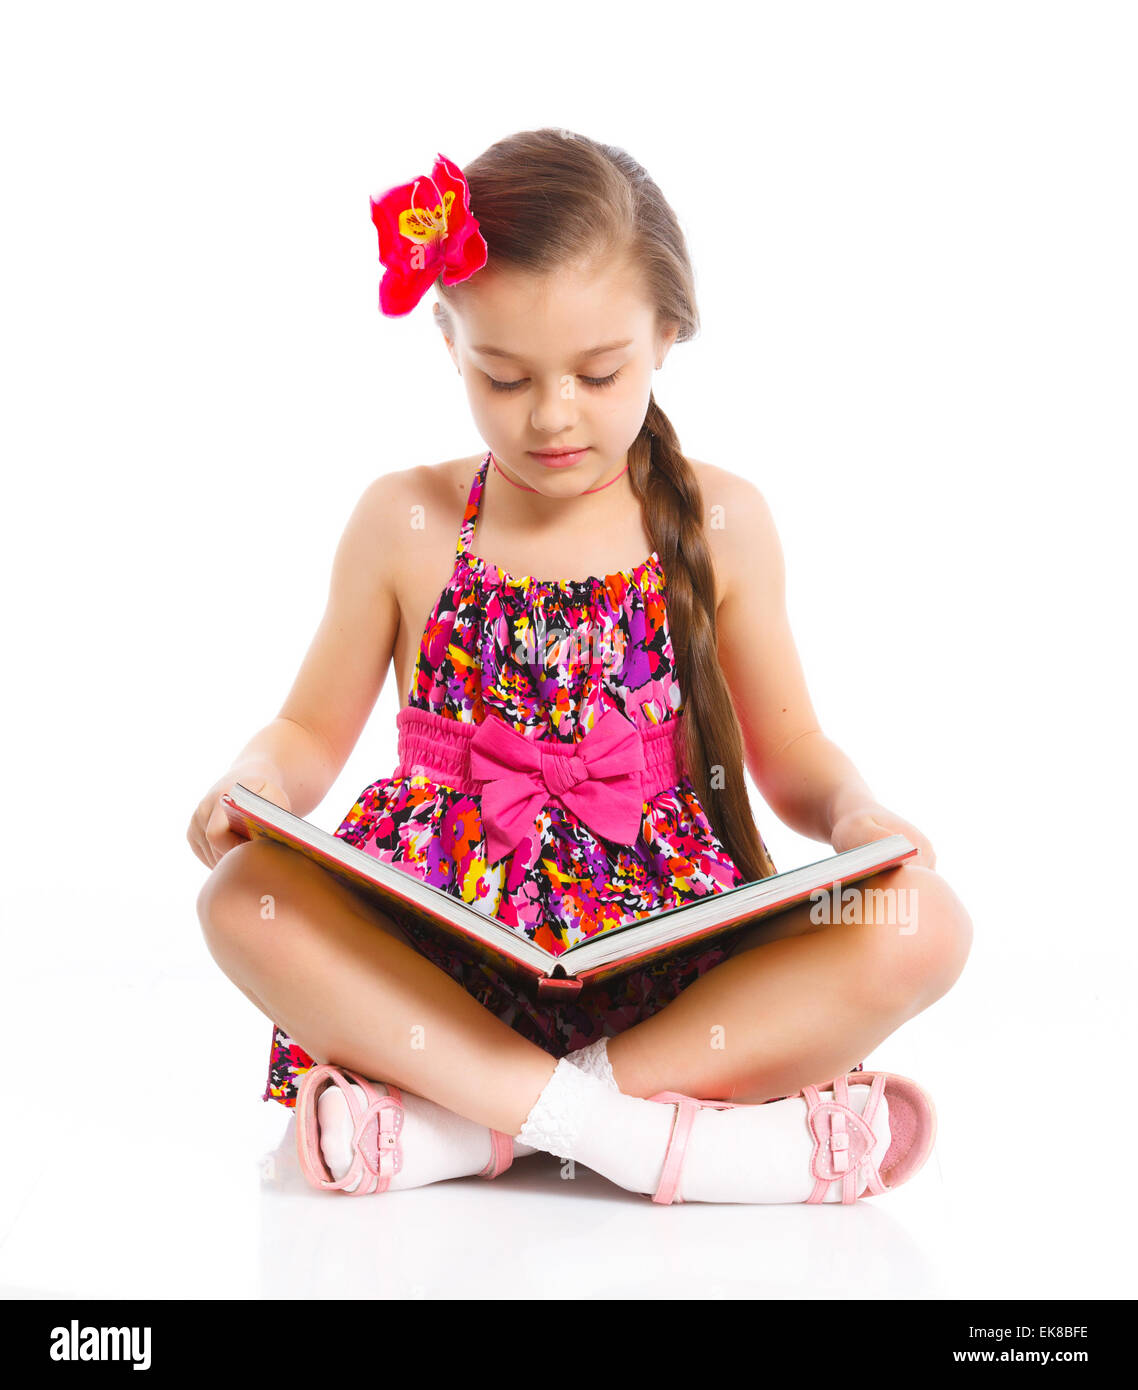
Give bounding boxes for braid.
[434,128,778,882]
[629,399,777,882]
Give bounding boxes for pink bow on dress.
[469,707,648,864]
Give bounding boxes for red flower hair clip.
[369,153,488,316]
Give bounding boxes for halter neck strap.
[455,450,492,560]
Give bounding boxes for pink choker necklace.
[490,451,629,494]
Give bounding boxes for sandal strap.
[804,1073,887,1203]
[349,1079,405,1192]
[479,1130,515,1180]
[297,1064,364,1194]
[298,1065,405,1195]
[857,1073,889,1195]
[646,1090,735,1205]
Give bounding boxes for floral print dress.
[263,449,776,1106]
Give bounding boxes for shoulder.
[353,454,475,522]
[340,455,480,574]
[687,458,771,518]
[686,458,783,608]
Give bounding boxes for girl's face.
[436,256,678,495]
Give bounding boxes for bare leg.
[197,837,556,1136]
[605,864,972,1103]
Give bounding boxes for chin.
[534,458,602,473]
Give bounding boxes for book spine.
[535,976,584,1001]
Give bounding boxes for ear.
[655,320,681,369]
[433,302,460,372]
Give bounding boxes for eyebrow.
[470,338,633,361]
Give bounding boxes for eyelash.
[487,370,622,393]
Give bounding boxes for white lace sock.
[565,1036,620,1090]
[317,1083,536,1192]
[515,1057,891,1203]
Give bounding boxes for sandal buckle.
[353,1095,404,1179]
[807,1100,874,1183]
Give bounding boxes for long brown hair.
[435,129,776,882]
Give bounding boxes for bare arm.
[188,473,404,865]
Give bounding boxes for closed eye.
[486,370,623,393]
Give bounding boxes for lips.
[529,447,590,467]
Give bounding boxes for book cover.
[222,785,918,999]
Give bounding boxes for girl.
[189,129,972,1205]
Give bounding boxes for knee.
[859,864,973,1014]
[196,837,293,965]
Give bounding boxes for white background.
[1,2,1134,1300]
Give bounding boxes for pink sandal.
[645,1070,936,1205]
[295,1063,515,1195]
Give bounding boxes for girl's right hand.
[187,773,292,869]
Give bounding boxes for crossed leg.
[604,862,973,1103]
[198,842,971,1135]
[197,837,559,1136]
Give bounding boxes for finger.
[207,828,245,862]
[187,823,212,868]
[206,799,247,859]
[187,812,219,866]
[191,795,225,866]
[195,822,221,869]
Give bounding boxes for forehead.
[448,256,656,361]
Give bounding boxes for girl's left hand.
[830,802,936,870]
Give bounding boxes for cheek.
[463,383,508,432]
[608,391,648,431]
[609,373,654,425]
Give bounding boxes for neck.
[482,448,640,544]
[490,451,629,495]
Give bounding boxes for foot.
[655,1081,891,1203]
[517,1056,933,1204]
[314,1078,534,1193]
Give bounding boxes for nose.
[529,378,581,436]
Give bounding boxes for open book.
[222,784,918,1000]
